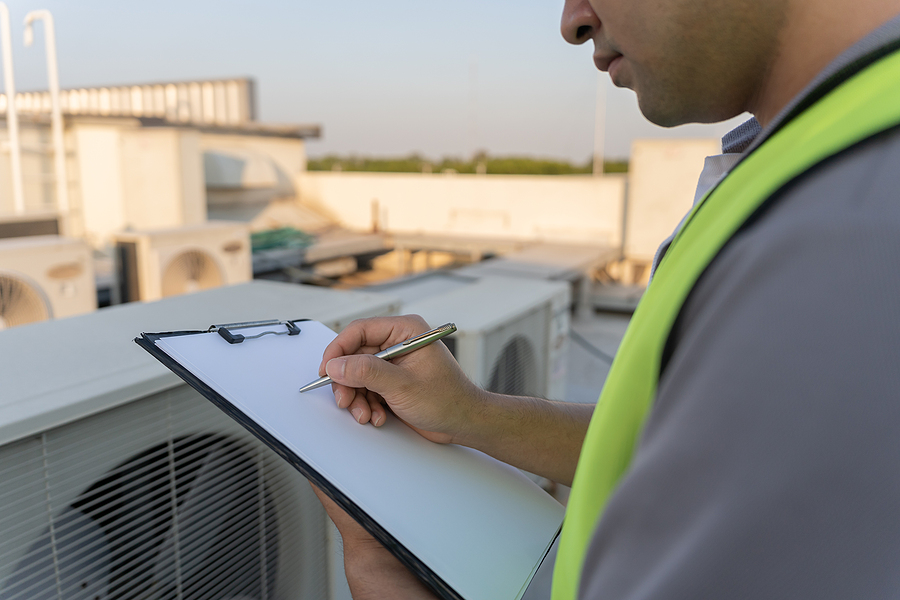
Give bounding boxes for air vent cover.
[0,274,50,330]
[162,250,224,297]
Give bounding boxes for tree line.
[307,154,628,175]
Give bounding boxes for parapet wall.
[295,171,626,249]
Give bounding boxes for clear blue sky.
[5,0,744,161]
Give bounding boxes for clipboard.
[136,319,564,600]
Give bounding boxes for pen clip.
[403,323,456,346]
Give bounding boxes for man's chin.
[635,94,687,128]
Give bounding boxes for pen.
[299,322,458,393]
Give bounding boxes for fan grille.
[162,250,224,297]
[0,274,50,330]
[487,336,538,397]
[0,386,331,600]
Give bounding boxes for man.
[312,0,900,597]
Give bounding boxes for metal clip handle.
[209,320,301,344]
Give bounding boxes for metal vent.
[487,336,538,397]
[162,251,224,297]
[0,274,50,330]
[0,386,330,600]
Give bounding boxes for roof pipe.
[0,4,24,214]
[24,10,68,228]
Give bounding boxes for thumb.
[325,354,407,395]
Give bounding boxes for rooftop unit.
[114,221,252,303]
[0,281,401,600]
[455,243,617,314]
[0,235,96,330]
[371,273,570,401]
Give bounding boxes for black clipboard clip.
[208,319,301,344]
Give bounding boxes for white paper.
[155,320,563,600]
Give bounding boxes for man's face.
[561,0,788,127]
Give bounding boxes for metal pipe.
[592,73,607,176]
[24,10,68,225]
[0,3,24,214]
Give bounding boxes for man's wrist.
[448,388,517,451]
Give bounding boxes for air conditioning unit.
[398,275,570,400]
[0,212,60,239]
[0,280,401,600]
[114,221,252,303]
[0,235,96,331]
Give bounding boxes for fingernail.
[334,388,343,407]
[325,358,346,381]
[351,407,363,423]
[372,412,382,427]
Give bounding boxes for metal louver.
[487,336,538,397]
[0,274,50,330]
[0,386,331,600]
[162,251,224,297]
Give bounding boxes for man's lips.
[593,52,623,73]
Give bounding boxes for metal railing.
[0,78,256,127]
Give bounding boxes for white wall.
[67,122,207,245]
[73,125,126,247]
[295,172,626,248]
[625,138,720,261]
[120,127,206,232]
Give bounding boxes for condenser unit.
[0,280,401,600]
[0,235,96,331]
[115,221,252,303]
[401,276,570,400]
[0,212,59,239]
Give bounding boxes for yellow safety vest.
[552,47,900,600]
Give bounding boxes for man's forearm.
[452,391,593,486]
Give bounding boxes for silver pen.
[299,322,457,393]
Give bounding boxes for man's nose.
[561,0,601,45]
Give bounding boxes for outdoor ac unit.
[0,235,96,331]
[114,221,252,303]
[0,212,59,239]
[0,281,401,600]
[401,275,570,400]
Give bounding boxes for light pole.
[592,73,607,176]
[24,9,68,228]
[0,3,24,214]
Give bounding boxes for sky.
[4,0,746,161]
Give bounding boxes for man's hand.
[312,315,593,597]
[317,315,594,485]
[317,315,487,445]
[310,483,438,600]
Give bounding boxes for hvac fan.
[114,223,252,303]
[400,276,571,401]
[161,250,225,297]
[0,434,279,600]
[0,274,50,330]
[487,335,539,397]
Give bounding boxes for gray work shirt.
[577,13,900,600]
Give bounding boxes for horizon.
[5,0,746,160]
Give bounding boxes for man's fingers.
[367,389,386,427]
[318,315,431,375]
[346,389,373,424]
[326,353,409,398]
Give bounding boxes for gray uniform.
[578,15,900,600]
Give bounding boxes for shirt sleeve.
[577,131,900,599]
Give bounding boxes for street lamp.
[593,73,607,176]
[24,9,68,228]
[0,3,24,214]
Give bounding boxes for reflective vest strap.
[551,48,900,600]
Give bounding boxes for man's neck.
[750,1,900,128]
